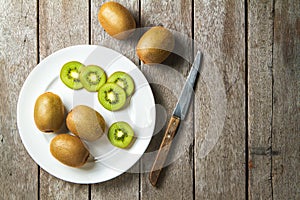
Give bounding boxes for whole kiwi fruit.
[34,92,65,133]
[66,105,106,141]
[50,134,89,168]
[98,1,136,40]
[136,26,175,64]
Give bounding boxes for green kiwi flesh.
[60,61,84,89]
[98,83,126,111]
[79,65,107,92]
[107,71,134,96]
[108,121,134,148]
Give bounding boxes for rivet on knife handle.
[149,116,180,186]
[149,51,202,187]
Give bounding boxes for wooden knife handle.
[149,115,181,186]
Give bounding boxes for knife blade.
[149,51,202,186]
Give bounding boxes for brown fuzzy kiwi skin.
[34,92,65,133]
[136,26,175,64]
[98,1,136,40]
[66,105,106,141]
[50,134,89,168]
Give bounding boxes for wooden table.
[1,0,299,199]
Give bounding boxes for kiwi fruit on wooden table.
[98,1,136,40]
[98,83,127,111]
[107,71,134,97]
[60,61,85,89]
[79,65,107,92]
[34,92,65,133]
[108,121,134,148]
[66,105,106,141]
[50,134,89,168]
[136,26,175,64]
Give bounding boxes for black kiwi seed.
[107,71,135,96]
[60,61,85,90]
[98,83,127,111]
[113,128,128,141]
[108,121,134,148]
[79,65,107,92]
[104,88,119,104]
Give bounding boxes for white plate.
[17,45,156,184]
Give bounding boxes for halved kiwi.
[98,83,127,111]
[107,71,135,96]
[60,61,84,89]
[108,121,134,148]
[79,65,107,92]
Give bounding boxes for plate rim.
[17,44,156,184]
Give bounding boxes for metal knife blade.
[149,51,202,187]
[173,51,202,119]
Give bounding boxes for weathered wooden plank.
[91,0,140,62]
[39,0,89,60]
[247,0,273,199]
[39,0,89,199]
[0,0,38,199]
[90,1,141,199]
[194,0,246,199]
[140,0,194,199]
[272,1,300,199]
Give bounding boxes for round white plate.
[17,45,156,184]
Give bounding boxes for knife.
[149,51,202,186]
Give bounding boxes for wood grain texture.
[91,0,140,62]
[39,0,89,60]
[90,1,141,199]
[194,0,246,199]
[247,0,273,199]
[139,76,194,199]
[140,0,194,199]
[39,1,89,199]
[149,116,181,186]
[272,0,300,199]
[1,0,299,199]
[0,0,38,199]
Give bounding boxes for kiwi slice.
[98,83,127,111]
[107,71,135,96]
[79,65,107,92]
[108,121,134,148]
[60,61,84,89]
